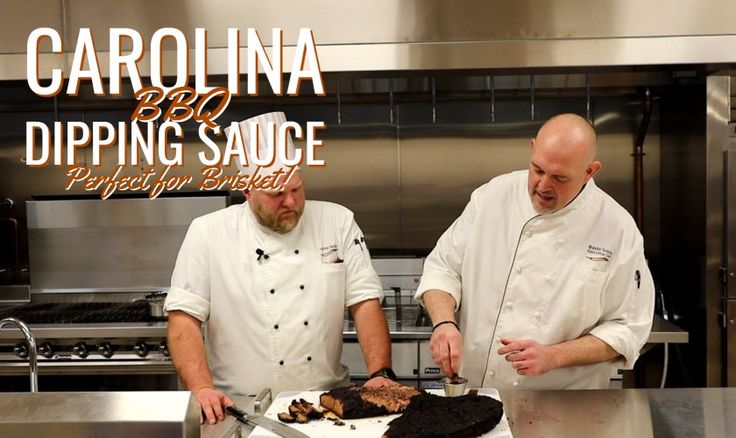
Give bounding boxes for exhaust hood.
[3,0,736,82]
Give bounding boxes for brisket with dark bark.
[384,391,504,438]
[319,385,423,419]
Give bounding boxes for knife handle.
[225,405,248,420]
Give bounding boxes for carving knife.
[225,405,310,438]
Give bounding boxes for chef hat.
[226,111,299,190]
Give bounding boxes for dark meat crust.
[319,385,423,419]
[384,392,504,438]
[320,386,390,419]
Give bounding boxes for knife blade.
[225,405,310,438]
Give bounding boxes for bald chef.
[165,112,395,425]
[417,113,655,390]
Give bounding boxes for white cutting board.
[248,388,512,438]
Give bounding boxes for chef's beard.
[529,188,558,214]
[251,201,304,234]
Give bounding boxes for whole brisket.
[384,391,504,438]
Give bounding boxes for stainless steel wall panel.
[399,132,529,249]
[28,226,187,291]
[27,198,225,228]
[0,0,63,53]
[1,85,663,254]
[728,148,736,300]
[705,75,729,386]
[398,96,661,252]
[301,132,401,250]
[26,196,228,292]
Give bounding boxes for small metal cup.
[441,376,468,397]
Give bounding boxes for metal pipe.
[586,73,592,122]
[389,78,395,124]
[336,79,342,125]
[0,318,38,392]
[431,77,437,124]
[488,75,496,123]
[391,287,402,330]
[530,74,536,121]
[633,87,653,229]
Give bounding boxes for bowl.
[441,376,468,397]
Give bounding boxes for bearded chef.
[165,112,395,425]
[417,113,655,390]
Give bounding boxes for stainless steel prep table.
[0,391,200,437]
[501,388,736,438]
[208,388,736,438]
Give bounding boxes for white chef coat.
[416,170,655,390]
[165,200,383,396]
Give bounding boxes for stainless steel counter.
[0,391,200,438]
[201,395,254,438]
[500,388,736,438]
[204,388,736,438]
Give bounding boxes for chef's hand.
[193,387,234,425]
[429,323,463,377]
[363,376,399,388]
[497,338,556,376]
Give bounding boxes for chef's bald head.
[535,113,598,166]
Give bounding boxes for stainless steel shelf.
[647,314,689,344]
[0,322,168,340]
[344,314,688,343]
[0,360,174,375]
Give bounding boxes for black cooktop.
[0,302,157,324]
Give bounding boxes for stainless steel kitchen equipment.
[0,194,229,390]
[342,258,436,385]
[3,0,736,80]
[0,391,200,438]
[26,195,229,293]
[723,82,736,385]
[658,74,736,387]
[0,0,730,387]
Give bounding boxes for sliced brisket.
[319,385,423,419]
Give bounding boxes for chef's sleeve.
[342,217,384,308]
[415,187,480,311]
[164,217,211,322]
[588,234,655,369]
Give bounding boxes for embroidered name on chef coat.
[320,244,341,263]
[586,244,613,262]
